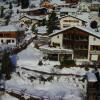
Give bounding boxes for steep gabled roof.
[19,15,45,21]
[49,26,100,39]
[0,25,25,32]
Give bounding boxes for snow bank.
[1,93,18,100]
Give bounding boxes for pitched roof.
[59,14,87,22]
[19,15,45,21]
[0,25,25,32]
[49,26,100,39]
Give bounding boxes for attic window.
[57,36,59,38]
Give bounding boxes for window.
[57,36,59,38]
[7,40,11,44]
[63,24,70,28]
[0,34,3,37]
[12,40,15,43]
[1,40,3,43]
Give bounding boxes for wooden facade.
[20,8,48,16]
[65,0,79,4]
[63,27,89,59]
[0,30,25,47]
[0,31,24,38]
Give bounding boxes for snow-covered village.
[0,0,100,100]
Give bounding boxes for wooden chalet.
[49,26,100,64]
[59,15,87,29]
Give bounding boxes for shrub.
[60,59,76,67]
[38,60,43,66]
[34,43,39,49]
[90,20,98,29]
[85,67,89,71]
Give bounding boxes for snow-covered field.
[6,71,86,100]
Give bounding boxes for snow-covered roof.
[49,26,100,39]
[75,12,90,22]
[92,1,100,4]
[60,7,78,13]
[20,15,45,21]
[86,72,97,82]
[51,0,66,5]
[60,14,87,22]
[36,26,47,34]
[19,7,46,12]
[0,24,25,32]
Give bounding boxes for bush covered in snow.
[38,60,43,66]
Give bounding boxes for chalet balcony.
[63,37,88,42]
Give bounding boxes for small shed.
[87,72,98,100]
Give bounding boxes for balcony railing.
[63,38,88,41]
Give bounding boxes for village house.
[59,7,78,16]
[78,1,90,12]
[47,26,100,64]
[0,25,25,50]
[19,15,45,27]
[59,15,87,29]
[54,3,71,11]
[19,7,48,16]
[89,1,100,11]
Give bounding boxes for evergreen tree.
[98,8,100,17]
[5,15,10,25]
[42,18,47,26]
[17,0,21,6]
[20,0,29,9]
[9,2,13,9]
[0,6,4,18]
[1,50,12,80]
[31,25,36,32]
[47,10,58,34]
[90,20,98,29]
